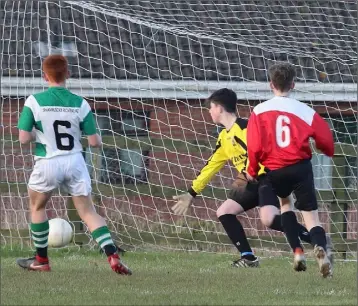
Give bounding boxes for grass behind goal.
[1,248,357,306]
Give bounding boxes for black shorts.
[228,179,280,212]
[262,159,318,211]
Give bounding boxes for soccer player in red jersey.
[246,62,334,278]
[172,88,321,268]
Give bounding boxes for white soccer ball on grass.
[48,218,73,248]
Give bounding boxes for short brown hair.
[207,88,237,113]
[268,62,296,92]
[43,55,68,83]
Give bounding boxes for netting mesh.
[1,0,356,258]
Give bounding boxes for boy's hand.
[171,193,194,215]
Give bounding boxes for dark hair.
[268,62,296,92]
[43,55,68,83]
[207,88,237,113]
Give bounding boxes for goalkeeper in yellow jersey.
[171,88,321,267]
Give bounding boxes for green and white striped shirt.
[18,87,96,160]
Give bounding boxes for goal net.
[1,0,357,258]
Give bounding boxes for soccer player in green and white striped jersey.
[16,55,131,275]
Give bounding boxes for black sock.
[36,247,48,259]
[31,221,49,259]
[218,214,255,260]
[281,211,303,252]
[269,215,312,245]
[268,215,283,231]
[91,226,117,256]
[309,226,327,251]
[297,223,312,245]
[103,244,117,256]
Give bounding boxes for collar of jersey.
[48,86,66,91]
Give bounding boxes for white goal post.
[1,0,356,259]
[1,78,356,101]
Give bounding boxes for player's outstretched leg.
[219,213,259,268]
[72,195,132,275]
[92,226,132,275]
[16,189,52,272]
[217,200,259,268]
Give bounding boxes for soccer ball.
[48,218,73,248]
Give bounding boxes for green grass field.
[1,248,356,305]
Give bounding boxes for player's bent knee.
[216,199,244,218]
[260,215,274,227]
[259,205,280,227]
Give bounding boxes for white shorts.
[28,153,92,196]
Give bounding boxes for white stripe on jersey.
[253,96,315,126]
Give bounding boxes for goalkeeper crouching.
[171,88,325,267]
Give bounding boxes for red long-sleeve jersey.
[247,96,334,177]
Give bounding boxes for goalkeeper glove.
[171,193,194,215]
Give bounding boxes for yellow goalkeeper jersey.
[188,118,266,197]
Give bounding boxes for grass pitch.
[1,248,356,305]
